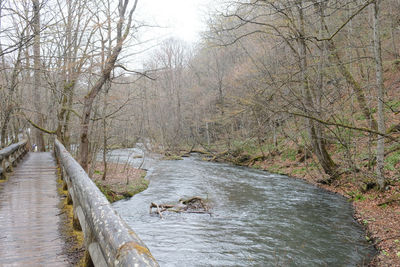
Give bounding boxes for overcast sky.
[136,0,217,43]
[122,0,225,68]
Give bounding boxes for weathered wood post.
[0,156,6,180]
[0,140,28,180]
[54,139,159,267]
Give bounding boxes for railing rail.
[54,139,158,267]
[0,140,28,179]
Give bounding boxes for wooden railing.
[54,139,158,267]
[0,140,28,179]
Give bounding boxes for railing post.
[12,152,18,167]
[6,155,13,172]
[54,138,158,267]
[0,140,28,180]
[0,158,6,180]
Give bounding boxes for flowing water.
[110,149,375,266]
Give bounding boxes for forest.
[0,0,399,265]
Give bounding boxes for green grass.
[266,164,281,173]
[281,148,296,161]
[94,177,149,203]
[94,170,103,175]
[252,163,262,169]
[386,100,400,111]
[292,167,307,175]
[232,139,258,155]
[231,138,278,156]
[384,150,400,171]
[348,190,366,202]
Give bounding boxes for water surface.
[111,151,375,266]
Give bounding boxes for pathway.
[0,152,69,266]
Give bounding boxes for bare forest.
[3,0,398,184]
[1,0,400,264]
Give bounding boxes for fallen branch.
[247,155,268,166]
[211,150,229,161]
[150,197,211,218]
[377,193,400,206]
[153,203,163,219]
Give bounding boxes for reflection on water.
[111,150,375,266]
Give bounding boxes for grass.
[281,148,297,161]
[384,151,400,171]
[292,166,307,175]
[232,139,259,155]
[266,164,282,173]
[348,190,367,202]
[91,162,149,203]
[386,100,400,111]
[94,176,149,203]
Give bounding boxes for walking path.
[0,152,69,266]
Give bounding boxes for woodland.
[1,0,400,265]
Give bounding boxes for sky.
[122,0,226,68]
[136,0,217,44]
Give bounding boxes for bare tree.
[80,0,139,171]
[373,0,386,189]
[32,0,45,151]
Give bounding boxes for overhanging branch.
[287,111,398,142]
[22,114,57,135]
[114,64,156,80]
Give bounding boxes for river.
[109,149,375,266]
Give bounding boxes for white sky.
[136,0,217,43]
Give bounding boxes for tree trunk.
[322,22,378,131]
[79,0,138,171]
[32,0,45,151]
[102,81,111,180]
[373,0,386,189]
[298,3,337,178]
[79,44,122,170]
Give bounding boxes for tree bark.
[321,18,378,131]
[102,81,111,180]
[79,0,138,171]
[32,0,45,151]
[373,0,386,189]
[297,3,337,178]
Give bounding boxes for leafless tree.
[79,0,139,171]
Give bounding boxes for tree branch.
[114,64,156,80]
[287,111,398,142]
[22,114,57,135]
[312,0,376,41]
[91,97,131,121]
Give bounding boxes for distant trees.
[52,0,92,149]
[127,0,399,190]
[0,20,23,147]
[0,0,398,189]
[140,38,190,150]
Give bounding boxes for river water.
[110,149,375,266]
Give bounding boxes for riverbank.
[166,145,399,266]
[90,162,148,203]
